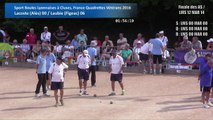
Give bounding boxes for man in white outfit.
[76,50,91,96]
[108,49,125,96]
[41,26,51,44]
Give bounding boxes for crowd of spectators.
[0,26,212,70]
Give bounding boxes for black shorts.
[51,82,64,90]
[78,68,89,80]
[110,74,123,82]
[139,53,148,61]
[201,86,211,93]
[153,55,163,64]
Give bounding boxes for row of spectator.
[1,26,168,49]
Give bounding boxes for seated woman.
[12,39,22,62]
[121,44,132,66]
[32,41,41,60]
[53,41,63,57]
[62,40,74,64]
[99,45,113,65]
[20,39,31,62]
[132,41,142,62]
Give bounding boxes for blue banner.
[174,50,213,64]
[5,3,137,18]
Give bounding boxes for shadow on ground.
[157,96,202,112]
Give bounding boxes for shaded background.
[0,0,213,48]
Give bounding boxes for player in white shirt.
[48,57,68,107]
[139,40,153,74]
[41,26,51,43]
[76,50,91,96]
[132,41,142,61]
[159,30,168,47]
[108,49,125,96]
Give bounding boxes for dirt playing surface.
[0,67,212,120]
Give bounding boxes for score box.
[5,3,137,18]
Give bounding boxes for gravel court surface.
[0,67,212,120]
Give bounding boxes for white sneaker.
[208,102,213,107]
[83,91,89,95]
[35,94,40,98]
[203,104,210,109]
[43,93,50,97]
[121,90,125,95]
[108,92,116,96]
[79,90,83,96]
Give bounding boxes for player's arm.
[76,56,80,65]
[62,62,69,72]
[119,57,125,73]
[35,57,39,73]
[119,64,124,74]
[48,64,54,81]
[108,58,112,73]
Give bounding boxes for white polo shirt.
[54,45,63,53]
[77,54,91,69]
[64,45,74,50]
[48,62,68,82]
[109,55,124,74]
[41,32,51,42]
[140,42,152,54]
[160,36,168,46]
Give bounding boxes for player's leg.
[109,74,116,96]
[91,65,96,86]
[41,74,49,96]
[54,89,59,107]
[209,78,213,103]
[60,88,64,106]
[46,72,51,90]
[82,69,89,95]
[78,68,84,95]
[119,81,125,95]
[35,74,42,97]
[79,80,83,96]
[153,55,157,74]
[202,87,211,108]
[202,88,205,104]
[158,55,163,74]
[205,88,210,104]
[118,74,125,95]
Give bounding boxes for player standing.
[108,49,125,96]
[76,50,91,96]
[48,56,68,107]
